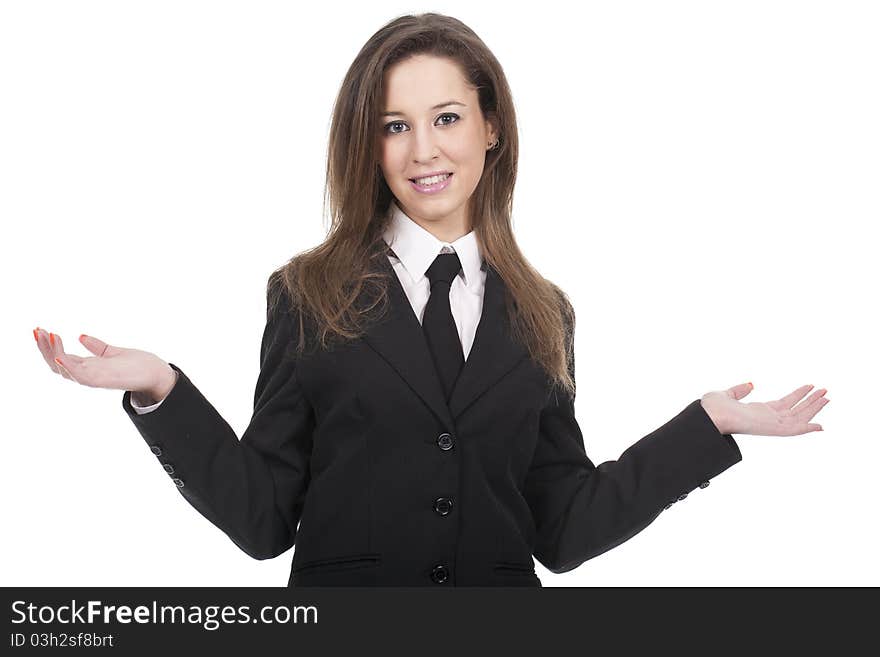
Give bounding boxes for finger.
[807,424,823,432]
[80,334,111,357]
[50,331,65,358]
[794,393,830,420]
[792,388,827,412]
[34,328,62,374]
[728,382,753,400]
[46,331,66,367]
[53,356,77,382]
[780,384,814,409]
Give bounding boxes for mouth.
[408,172,453,194]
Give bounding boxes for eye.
[436,112,460,126]
[385,121,403,135]
[382,113,461,134]
[384,120,406,134]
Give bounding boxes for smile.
[408,172,453,194]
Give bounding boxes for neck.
[398,202,471,243]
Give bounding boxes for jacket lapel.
[361,242,529,432]
[447,261,529,419]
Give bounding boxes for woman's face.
[377,54,497,237]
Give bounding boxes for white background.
[3,0,877,586]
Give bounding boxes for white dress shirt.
[129,200,487,414]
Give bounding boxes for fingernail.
[50,333,55,346]
[33,328,39,342]
[748,382,753,388]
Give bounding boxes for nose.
[411,125,439,164]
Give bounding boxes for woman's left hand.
[700,383,829,436]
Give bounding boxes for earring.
[487,139,499,150]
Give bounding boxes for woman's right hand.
[33,327,178,402]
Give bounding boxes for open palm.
[33,327,166,393]
[701,383,829,436]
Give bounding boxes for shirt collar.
[382,200,484,290]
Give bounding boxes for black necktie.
[423,250,465,401]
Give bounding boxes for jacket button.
[678,492,688,501]
[150,445,162,456]
[162,463,175,474]
[437,433,453,450]
[699,480,710,489]
[172,478,185,488]
[431,564,449,584]
[433,497,453,516]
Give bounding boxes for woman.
[33,13,829,586]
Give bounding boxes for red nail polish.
[50,333,55,346]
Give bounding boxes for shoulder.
[265,266,304,328]
[266,269,290,318]
[547,280,575,331]
[264,263,321,355]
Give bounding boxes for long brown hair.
[270,12,575,399]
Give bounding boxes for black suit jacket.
[122,242,742,586]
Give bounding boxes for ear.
[484,111,500,143]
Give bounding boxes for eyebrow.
[380,101,467,117]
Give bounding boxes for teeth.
[413,173,450,185]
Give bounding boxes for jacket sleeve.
[121,274,315,560]
[524,300,743,574]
